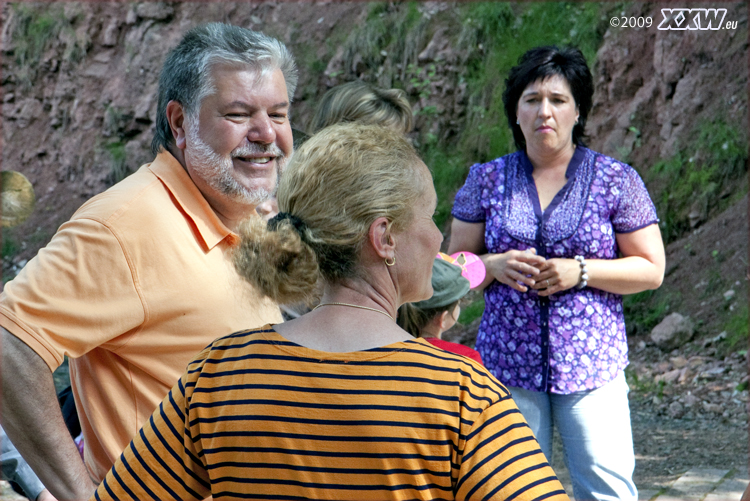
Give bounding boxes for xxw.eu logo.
[657,8,731,30]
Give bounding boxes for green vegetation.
[718,303,748,358]
[625,365,666,399]
[458,296,485,325]
[2,228,21,282]
[647,118,748,244]
[9,3,87,87]
[104,140,129,184]
[622,289,677,338]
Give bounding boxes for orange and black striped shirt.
[94,326,569,500]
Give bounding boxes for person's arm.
[531,223,665,296]
[1,328,97,500]
[448,219,546,292]
[1,423,55,501]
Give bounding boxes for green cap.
[413,258,470,310]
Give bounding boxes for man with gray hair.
[1,23,296,499]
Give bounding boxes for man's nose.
[247,114,276,144]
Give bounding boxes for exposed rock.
[100,18,121,47]
[134,3,174,21]
[655,368,682,384]
[650,313,695,350]
[670,356,688,369]
[668,401,684,419]
[16,98,43,129]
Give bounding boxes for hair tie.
[268,212,309,241]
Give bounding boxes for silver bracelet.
[575,255,588,289]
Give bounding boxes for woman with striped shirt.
[93,124,569,501]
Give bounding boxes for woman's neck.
[319,280,397,321]
[272,280,409,353]
[526,142,576,173]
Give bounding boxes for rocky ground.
[625,340,748,493]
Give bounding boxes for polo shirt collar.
[148,151,239,250]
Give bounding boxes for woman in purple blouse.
[448,46,665,501]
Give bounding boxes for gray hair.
[152,23,298,155]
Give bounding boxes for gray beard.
[184,119,285,206]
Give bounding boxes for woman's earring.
[385,257,396,267]
[516,118,520,125]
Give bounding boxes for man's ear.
[166,100,188,150]
[367,217,395,261]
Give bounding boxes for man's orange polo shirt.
[0,151,282,482]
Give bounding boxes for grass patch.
[647,118,748,244]
[625,365,666,399]
[623,289,676,338]
[8,3,87,87]
[104,140,130,184]
[718,302,749,357]
[2,228,20,260]
[458,297,485,326]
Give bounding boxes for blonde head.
[234,123,428,304]
[309,81,413,135]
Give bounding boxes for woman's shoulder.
[585,147,639,174]
[407,339,511,399]
[185,325,278,371]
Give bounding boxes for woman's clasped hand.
[485,248,581,295]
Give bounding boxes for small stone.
[650,313,695,351]
[683,393,700,407]
[670,356,688,369]
[688,356,710,368]
[702,402,722,414]
[723,289,735,300]
[135,2,174,20]
[656,368,682,384]
[668,401,684,419]
[699,366,726,378]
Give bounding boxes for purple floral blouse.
[452,146,658,394]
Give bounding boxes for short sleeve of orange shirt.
[1,216,145,369]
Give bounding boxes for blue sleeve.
[612,164,659,233]
[452,163,488,223]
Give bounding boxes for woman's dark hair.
[502,45,593,151]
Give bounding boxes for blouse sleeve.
[612,164,659,233]
[451,163,488,223]
[93,371,211,500]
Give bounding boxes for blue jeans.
[509,373,637,501]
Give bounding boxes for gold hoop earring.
[385,257,396,267]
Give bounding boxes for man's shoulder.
[71,164,159,220]
[72,161,175,227]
